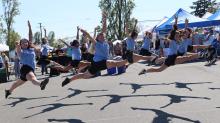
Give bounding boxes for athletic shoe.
[5,90,11,99]
[62,78,70,87]
[198,50,209,59]
[210,58,217,65]
[138,69,147,75]
[71,69,78,75]
[40,78,49,90]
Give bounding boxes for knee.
[83,72,93,79]
[31,80,38,84]
[76,73,87,79]
[107,61,114,68]
[112,62,118,66]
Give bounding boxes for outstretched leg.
[133,53,155,63]
[62,71,93,87]
[175,53,199,64]
[106,60,128,68]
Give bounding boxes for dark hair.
[42,38,47,44]
[130,31,138,39]
[95,33,104,42]
[20,38,31,49]
[169,30,180,40]
[72,40,79,47]
[168,30,176,40]
[145,31,149,36]
[173,24,178,31]
[185,28,192,38]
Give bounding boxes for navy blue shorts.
[164,55,177,67]
[20,65,34,81]
[123,50,133,63]
[70,60,81,68]
[88,60,107,75]
[187,45,193,52]
[139,48,152,56]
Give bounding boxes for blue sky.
[0,0,219,39]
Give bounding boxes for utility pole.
[39,23,43,40]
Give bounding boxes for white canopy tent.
[0,44,9,52]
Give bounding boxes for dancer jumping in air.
[5,21,49,99]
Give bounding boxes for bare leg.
[175,54,199,64]
[77,61,91,73]
[8,79,26,93]
[146,64,168,73]
[62,71,94,87]
[26,72,41,86]
[133,53,155,63]
[53,65,73,72]
[185,52,197,55]
[106,60,128,68]
[155,57,166,64]
[47,61,63,68]
[192,45,209,51]
[69,71,93,81]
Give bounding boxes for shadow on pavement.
[120,82,169,94]
[87,94,210,110]
[120,81,213,93]
[168,82,212,91]
[57,88,108,101]
[209,88,220,90]
[48,118,85,123]
[4,96,58,107]
[24,102,93,119]
[131,107,201,123]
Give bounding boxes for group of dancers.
[5,13,218,99]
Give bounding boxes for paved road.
[0,61,220,123]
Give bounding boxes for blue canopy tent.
[208,9,220,20]
[156,8,220,34]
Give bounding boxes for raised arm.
[76,26,80,40]
[44,28,47,38]
[28,20,33,42]
[185,18,189,29]
[58,39,71,47]
[101,11,107,34]
[173,15,178,30]
[93,26,98,39]
[132,19,138,32]
[80,28,96,44]
[125,22,129,37]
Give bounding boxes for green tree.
[2,0,20,47]
[8,30,20,50]
[99,0,136,40]
[0,17,5,44]
[52,39,64,48]
[33,32,41,44]
[48,31,55,46]
[190,0,217,17]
